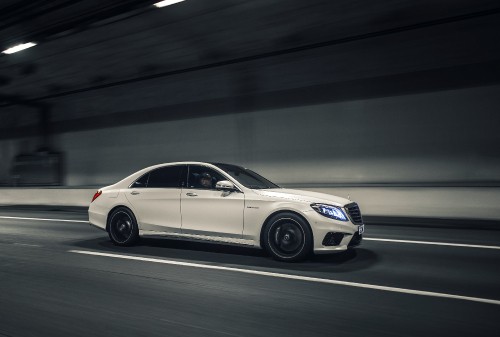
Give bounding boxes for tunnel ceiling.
[0,0,499,104]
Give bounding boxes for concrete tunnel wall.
[1,84,499,220]
[1,8,499,220]
[53,84,500,187]
[2,84,500,186]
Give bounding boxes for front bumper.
[302,209,363,254]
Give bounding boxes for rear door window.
[145,165,185,188]
[130,173,149,188]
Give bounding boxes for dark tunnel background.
[0,0,499,219]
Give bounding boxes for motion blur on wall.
[0,0,499,189]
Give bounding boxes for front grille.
[348,233,362,247]
[345,202,363,224]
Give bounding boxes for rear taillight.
[91,190,102,203]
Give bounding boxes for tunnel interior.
[0,0,499,218]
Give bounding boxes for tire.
[263,212,313,262]
[108,207,139,246]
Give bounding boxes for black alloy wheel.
[264,212,313,262]
[108,207,139,246]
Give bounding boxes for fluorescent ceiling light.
[2,42,37,54]
[153,0,185,8]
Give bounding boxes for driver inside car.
[199,172,213,189]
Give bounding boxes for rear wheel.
[263,213,313,262]
[108,207,139,246]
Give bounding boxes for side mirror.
[216,180,236,191]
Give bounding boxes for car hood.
[254,188,351,206]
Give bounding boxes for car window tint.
[228,170,266,188]
[213,163,279,189]
[131,173,149,188]
[188,165,225,190]
[147,166,183,188]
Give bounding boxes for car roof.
[144,162,246,170]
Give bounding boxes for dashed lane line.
[3,215,500,250]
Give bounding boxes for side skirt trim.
[139,230,257,247]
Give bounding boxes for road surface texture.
[0,206,499,337]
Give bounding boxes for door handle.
[130,191,140,195]
[186,192,198,197]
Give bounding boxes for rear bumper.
[89,220,106,231]
[88,205,107,231]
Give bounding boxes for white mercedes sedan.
[88,162,364,262]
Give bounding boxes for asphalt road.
[0,207,499,337]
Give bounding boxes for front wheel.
[263,213,313,262]
[108,207,139,246]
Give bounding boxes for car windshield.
[213,163,280,189]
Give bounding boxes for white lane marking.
[0,216,88,223]
[12,243,41,247]
[364,238,500,250]
[2,215,499,250]
[69,249,500,306]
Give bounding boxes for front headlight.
[311,203,348,221]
